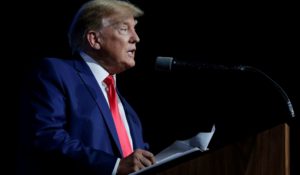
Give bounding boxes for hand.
[117,149,156,175]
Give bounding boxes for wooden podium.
[145,123,290,175]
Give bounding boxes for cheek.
[108,38,126,50]
[103,34,129,55]
[113,34,129,45]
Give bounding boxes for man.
[18,0,155,174]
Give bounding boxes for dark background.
[14,0,298,174]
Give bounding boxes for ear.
[86,31,101,50]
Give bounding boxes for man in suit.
[18,0,155,174]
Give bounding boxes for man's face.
[98,16,140,74]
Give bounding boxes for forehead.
[102,14,137,28]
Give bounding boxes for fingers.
[137,154,152,167]
[132,149,155,167]
[117,149,156,175]
[142,150,156,165]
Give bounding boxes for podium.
[143,123,290,175]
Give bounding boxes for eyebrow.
[101,17,138,31]
[115,19,138,26]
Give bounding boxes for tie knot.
[104,75,115,87]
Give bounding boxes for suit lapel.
[73,57,123,156]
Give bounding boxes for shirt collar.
[80,51,116,84]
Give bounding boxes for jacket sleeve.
[25,59,116,175]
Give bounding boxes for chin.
[117,62,135,73]
[125,63,135,70]
[126,59,136,68]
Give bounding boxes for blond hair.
[68,0,143,53]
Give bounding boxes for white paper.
[129,125,216,175]
[155,141,199,163]
[184,124,216,151]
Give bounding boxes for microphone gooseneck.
[155,56,295,118]
[240,66,295,118]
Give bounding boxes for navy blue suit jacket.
[19,56,148,175]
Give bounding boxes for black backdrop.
[15,0,299,174]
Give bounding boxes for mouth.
[127,48,136,58]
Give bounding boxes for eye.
[118,24,129,35]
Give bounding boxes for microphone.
[155,56,247,72]
[155,56,295,118]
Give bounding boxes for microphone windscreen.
[155,56,173,71]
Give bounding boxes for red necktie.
[104,75,133,157]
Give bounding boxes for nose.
[130,29,140,43]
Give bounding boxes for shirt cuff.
[112,158,121,175]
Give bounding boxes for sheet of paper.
[129,125,216,175]
[129,147,200,175]
[183,124,216,151]
[155,141,199,163]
